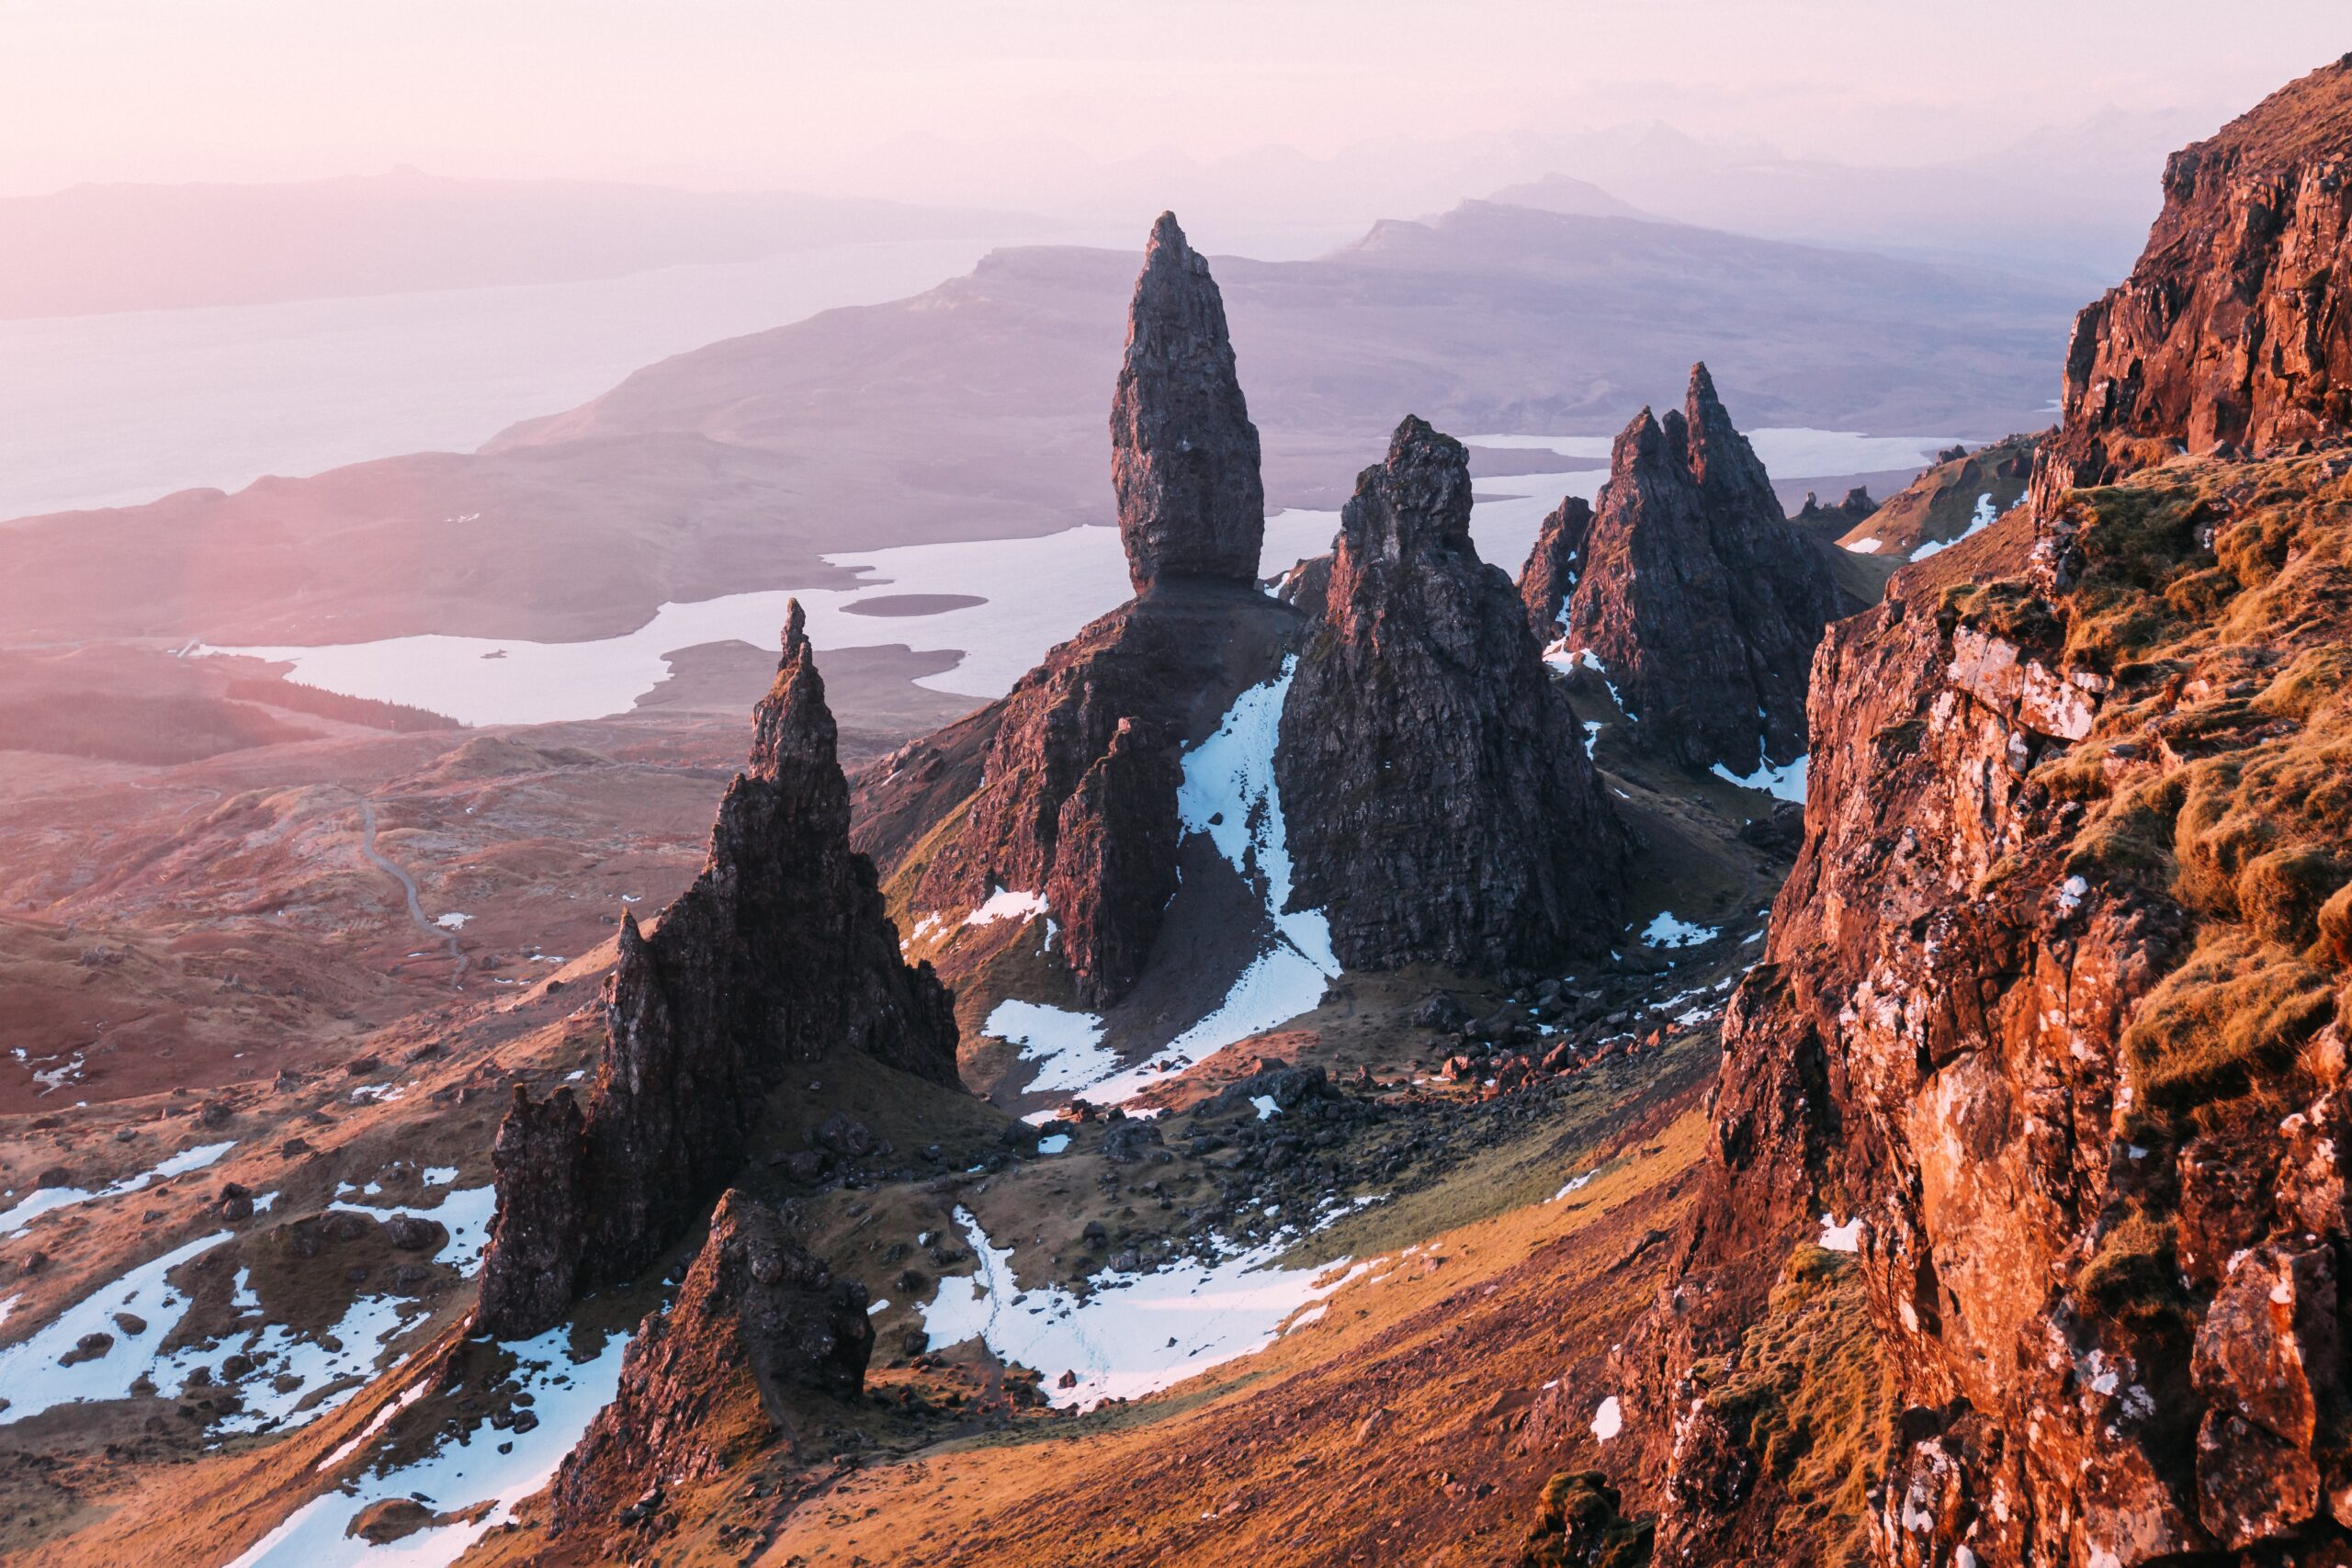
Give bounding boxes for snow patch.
[1710,751,1808,803]
[433,911,470,931]
[1639,912,1718,949]
[921,1205,1366,1410]
[1591,1394,1623,1441]
[1819,1213,1865,1252]
[965,887,1049,927]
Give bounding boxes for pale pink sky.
[3,1,2345,197]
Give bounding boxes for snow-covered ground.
[1639,912,1719,949]
[981,999,1114,1096]
[224,1325,631,1568]
[922,1204,1368,1409]
[1710,750,1808,803]
[0,1186,494,1430]
[0,1138,235,1235]
[1909,491,2005,561]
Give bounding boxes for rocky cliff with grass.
[1522,363,1858,774]
[1616,55,2352,1565]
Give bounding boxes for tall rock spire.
[474,604,959,1340]
[1278,416,1628,976]
[1110,211,1265,593]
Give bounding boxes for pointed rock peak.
[1611,406,1667,471]
[1341,415,1473,558]
[1112,210,1264,592]
[1146,209,1192,265]
[1685,360,1724,416]
[749,607,838,783]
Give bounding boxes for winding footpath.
[356,795,466,989]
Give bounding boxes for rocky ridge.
[1619,56,2352,1567]
[473,606,958,1338]
[1529,363,1856,773]
[2044,53,2352,501]
[1280,416,1628,976]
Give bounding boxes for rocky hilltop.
[474,606,957,1338]
[1281,417,1627,975]
[1524,364,1857,773]
[889,213,1298,1012]
[1619,55,2352,1565]
[2047,53,2352,497]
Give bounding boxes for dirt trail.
[356,795,466,989]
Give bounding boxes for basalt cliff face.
[2046,54,2352,501]
[473,606,957,1339]
[1531,364,1855,773]
[1621,58,2352,1567]
[897,212,1295,1010]
[1279,417,1627,976]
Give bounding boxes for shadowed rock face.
[1618,59,2352,1565]
[1111,210,1266,593]
[2042,54,2352,502]
[1541,364,1853,773]
[906,213,1294,1009]
[1278,416,1627,976]
[551,1191,872,1533]
[1517,494,1592,641]
[474,604,956,1339]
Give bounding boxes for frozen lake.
[203,428,1946,726]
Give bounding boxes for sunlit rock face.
[1619,54,2352,1566]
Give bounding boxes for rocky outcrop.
[1279,417,1627,976]
[1111,211,1265,592]
[474,606,956,1339]
[1517,494,1592,641]
[1792,486,1877,528]
[552,1191,871,1532]
[1838,433,2041,559]
[1621,65,2352,1563]
[1545,364,1855,773]
[902,213,1295,1010]
[2042,53,2352,499]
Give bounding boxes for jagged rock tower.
[1524,363,1853,773]
[900,211,1289,1010]
[1279,416,1628,975]
[474,604,958,1339]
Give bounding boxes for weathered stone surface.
[551,1191,871,1533]
[1544,364,1854,772]
[1111,210,1264,593]
[1280,416,1627,975]
[2041,54,2352,502]
[474,605,956,1339]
